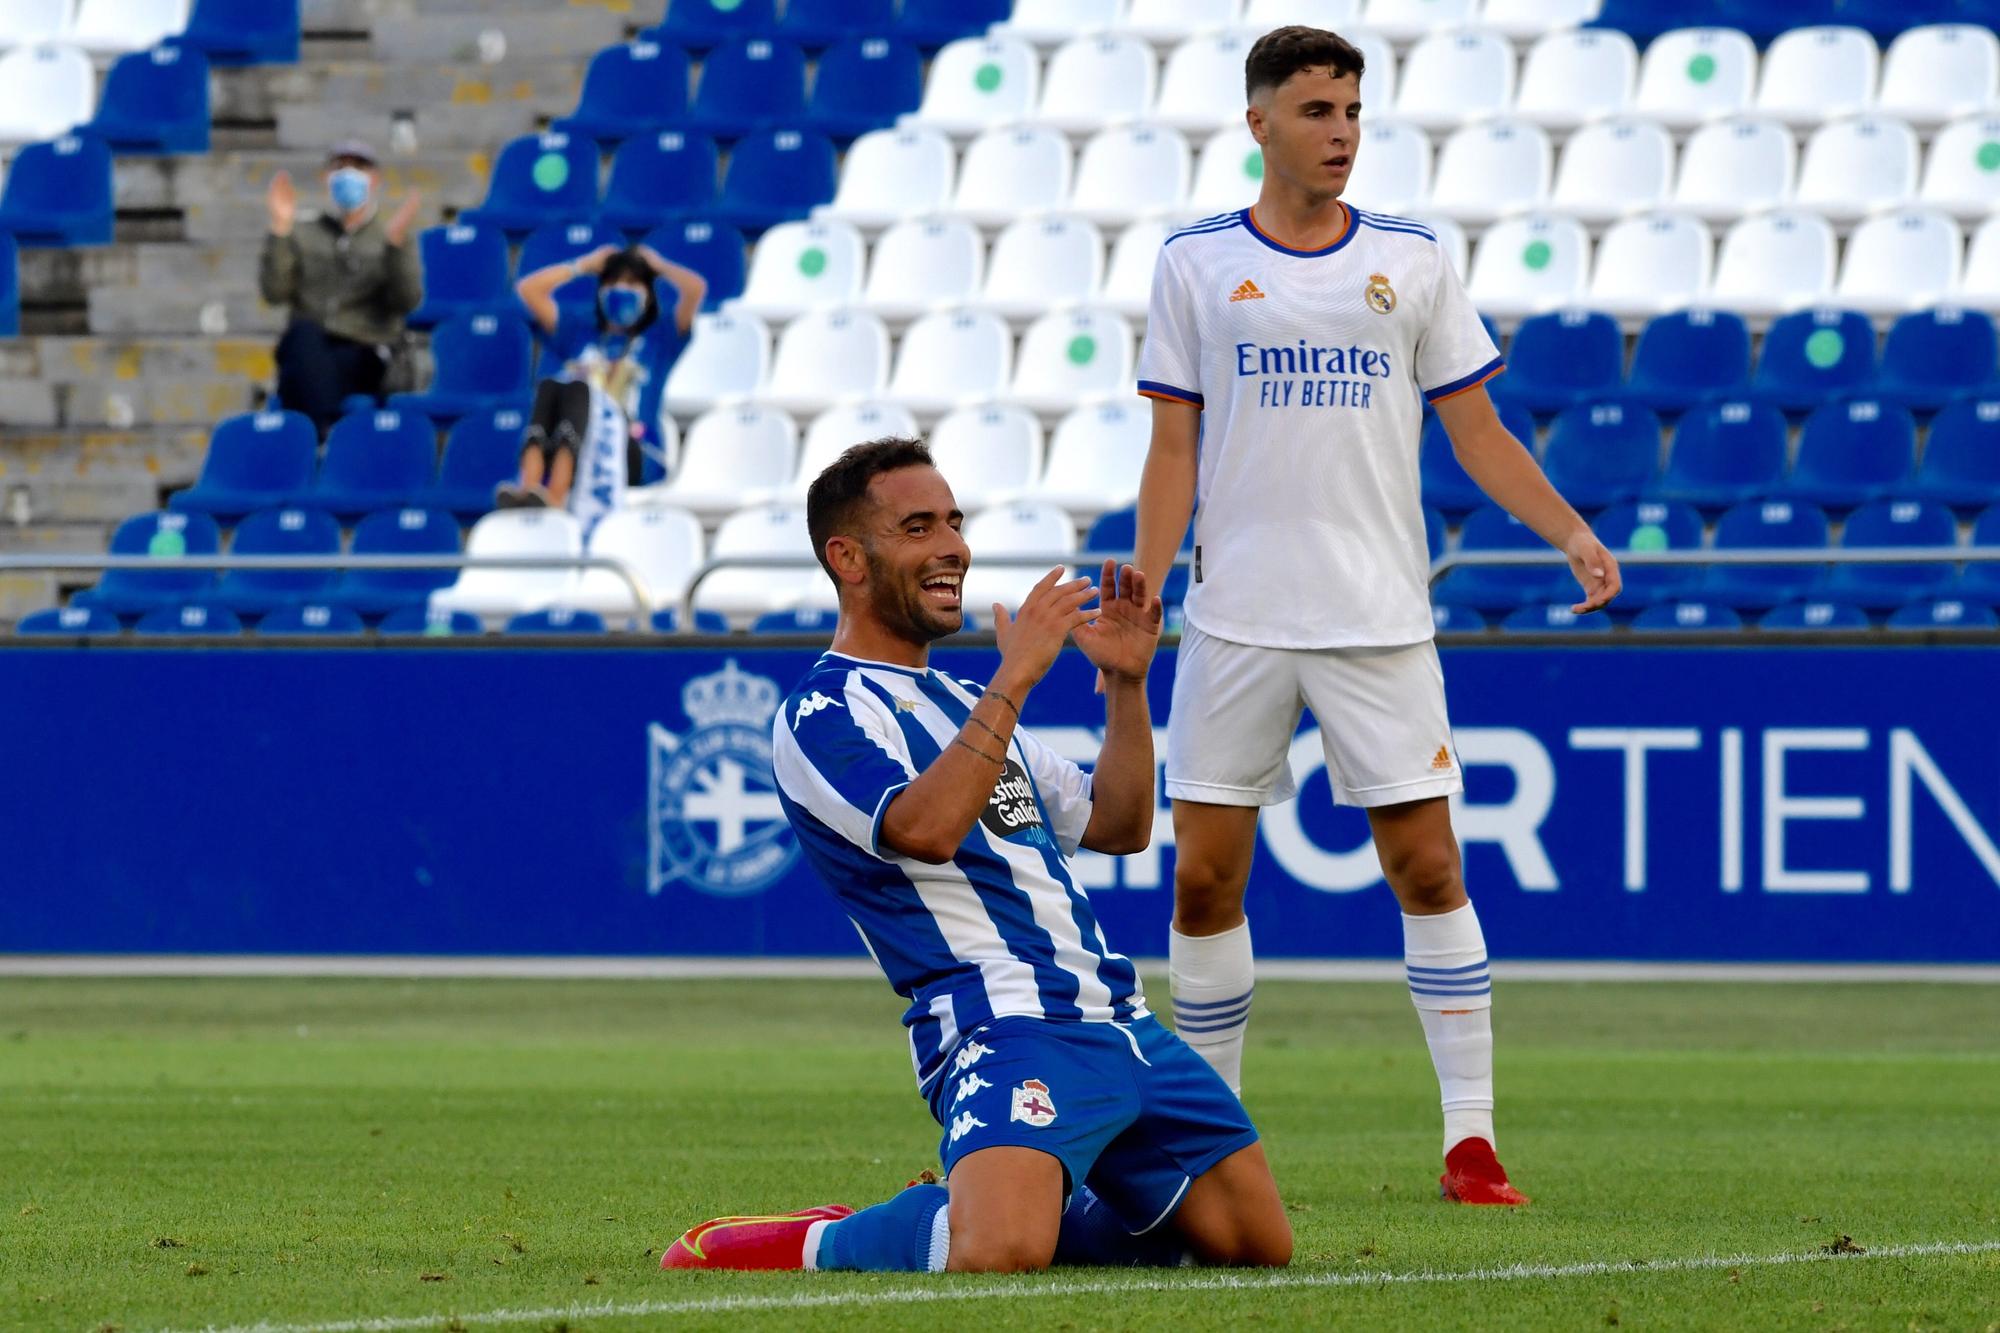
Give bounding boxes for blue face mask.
[328,167,372,213]
[599,285,647,329]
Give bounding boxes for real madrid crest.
[1365,272,1397,315]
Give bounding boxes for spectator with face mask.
[258,141,425,438]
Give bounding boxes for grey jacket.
[258,211,423,346]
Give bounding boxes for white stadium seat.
[1101,217,1170,317]
[818,128,954,231]
[1588,212,1713,320]
[1071,124,1192,225]
[570,506,705,621]
[1957,216,2000,307]
[1514,29,1637,129]
[998,0,1123,47]
[1671,117,1795,223]
[69,0,187,53]
[977,216,1106,321]
[1186,125,1264,216]
[1835,209,1963,318]
[1036,35,1157,134]
[1410,212,1470,278]
[887,309,1015,414]
[1919,116,2000,222]
[1121,0,1243,43]
[911,35,1040,136]
[1755,25,1878,127]
[1349,29,1395,113]
[1794,116,1920,224]
[1009,309,1135,415]
[1707,210,1836,318]
[1023,400,1150,518]
[1239,0,1362,31]
[696,504,818,622]
[1467,213,1591,320]
[1362,0,1478,43]
[640,405,798,519]
[0,44,94,145]
[860,217,984,321]
[1877,25,1999,129]
[1481,0,1603,42]
[430,509,583,624]
[1428,119,1551,224]
[1634,27,1757,129]
[763,309,892,415]
[786,402,922,500]
[732,220,865,320]
[1155,30,1256,132]
[929,405,1045,510]
[663,311,771,416]
[1342,120,1431,217]
[951,126,1072,227]
[1549,117,1673,224]
[0,0,73,46]
[961,501,1078,615]
[1395,30,1516,132]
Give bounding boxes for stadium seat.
[320,507,462,619]
[1701,499,1832,609]
[256,604,365,636]
[1086,505,1191,605]
[1919,115,2000,222]
[1878,25,1998,128]
[805,36,923,143]
[1483,0,1603,39]
[695,503,818,621]
[1071,125,1191,227]
[1100,217,1169,319]
[388,314,532,425]
[753,607,843,635]
[1651,399,1785,508]
[1433,506,1568,611]
[1709,211,1836,318]
[1008,309,1133,415]
[598,131,721,235]
[554,42,691,145]
[406,224,512,329]
[1899,396,2000,508]
[950,126,1071,228]
[1749,307,1876,414]
[887,309,1013,414]
[911,34,1040,136]
[1241,0,1363,29]
[1630,600,1742,631]
[1633,26,1756,129]
[961,501,1077,614]
[0,44,93,145]
[861,217,983,320]
[425,407,526,522]
[0,133,113,246]
[199,506,342,618]
[1467,214,1590,320]
[896,0,1008,49]
[1035,35,1155,135]
[505,607,607,635]
[69,0,188,54]
[663,311,771,415]
[461,132,601,238]
[643,218,747,312]
[1187,127,1266,217]
[1625,309,1752,414]
[1501,603,1616,633]
[1395,31,1517,132]
[0,233,17,338]
[1671,117,1795,222]
[817,127,955,231]
[1960,216,2000,308]
[178,0,299,65]
[1117,0,1240,42]
[1589,213,1714,320]
[763,309,891,414]
[515,220,623,325]
[377,606,483,637]
[1887,597,1998,630]
[169,410,317,521]
[1347,28,1396,111]
[429,508,583,623]
[1154,31,1254,132]
[1515,29,1637,129]
[785,402,921,500]
[1787,398,1917,508]
[976,216,1104,321]
[1022,401,1148,519]
[1365,0,1478,42]
[1954,503,2000,602]
[929,405,1043,511]
[306,409,436,519]
[1594,499,1706,604]
[84,44,209,155]
[714,129,838,235]
[1430,604,1488,632]
[1830,0,1960,44]
[1428,120,1552,224]
[1591,1,1727,48]
[996,0,1121,46]
[1871,308,2000,413]
[0,0,72,46]
[685,37,808,141]
[1548,118,1672,224]
[1756,25,1878,126]
[732,219,865,320]
[1342,120,1431,217]
[1499,309,1625,416]
[1759,599,1870,630]
[135,604,241,636]
[650,607,733,634]
[1820,499,1959,609]
[639,404,797,520]
[1795,116,1921,223]
[1542,401,1663,510]
[1421,403,1539,514]
[17,605,122,636]
[73,510,222,618]
[1836,210,1964,318]
[1417,213,1471,279]
[647,0,777,52]
[778,0,894,47]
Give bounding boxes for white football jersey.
[1136,205,1502,649]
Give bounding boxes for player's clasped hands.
[992,566,1104,688]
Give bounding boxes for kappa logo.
[951,1039,995,1074]
[1229,278,1265,302]
[1431,745,1454,772]
[952,1072,993,1107]
[793,691,842,727]
[1010,1078,1058,1127]
[948,1111,987,1145]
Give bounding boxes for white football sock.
[1169,918,1255,1094]
[1403,901,1496,1157]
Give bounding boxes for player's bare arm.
[1434,383,1624,614]
[1135,399,1201,598]
[1071,559,1165,855]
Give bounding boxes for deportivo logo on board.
[648,660,800,897]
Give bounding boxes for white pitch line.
[153,1238,2000,1333]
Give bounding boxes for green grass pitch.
[3,977,1998,1332]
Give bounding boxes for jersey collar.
[1242,202,1356,258]
[821,649,930,678]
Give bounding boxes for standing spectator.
[259,140,424,438]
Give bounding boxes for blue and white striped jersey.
[771,651,1148,1091]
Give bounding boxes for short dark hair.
[595,247,661,336]
[804,436,935,582]
[1245,25,1367,101]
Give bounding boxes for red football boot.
[659,1205,855,1271]
[1440,1138,1530,1206]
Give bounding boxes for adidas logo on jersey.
[1431,745,1454,772]
[1229,279,1265,302]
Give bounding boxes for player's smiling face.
[855,464,968,644]
[1250,65,1362,202]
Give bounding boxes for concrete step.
[275,100,542,154]
[370,10,627,64]
[20,243,265,305]
[87,289,287,339]
[215,59,586,125]
[0,572,60,625]
[3,428,211,492]
[305,0,658,25]
[0,523,115,555]
[0,375,260,430]
[119,151,489,215]
[2,337,274,387]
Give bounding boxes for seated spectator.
[259,140,424,438]
[500,245,704,534]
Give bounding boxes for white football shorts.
[1164,624,1464,809]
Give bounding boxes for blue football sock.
[1054,1184,1190,1268]
[809,1183,950,1272]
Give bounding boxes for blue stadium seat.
[1593,499,1706,605]
[1420,402,1537,515]
[323,507,462,619]
[1785,398,1917,509]
[752,607,841,634]
[553,41,692,146]
[169,410,318,521]
[1715,0,1841,43]
[1085,507,1191,605]
[805,36,924,142]
[85,46,209,155]
[1818,499,1958,610]
[781,0,896,48]
[1886,597,1999,630]
[1751,309,1877,415]
[713,129,838,235]
[645,0,778,52]
[1501,604,1615,633]
[650,607,732,633]
[17,605,122,636]
[1959,505,2000,605]
[685,37,809,141]
[306,408,437,519]
[388,314,533,425]
[198,507,343,618]
[0,134,114,246]
[643,217,747,310]
[505,607,608,634]
[1494,310,1625,417]
[515,220,625,324]
[1542,401,1663,510]
[74,511,222,618]
[135,604,242,636]
[407,224,514,329]
[0,233,17,338]
[461,133,602,238]
[378,605,483,637]
[180,0,300,65]
[1900,397,2000,510]
[1430,604,1487,633]
[1650,399,1787,511]
[1871,308,2000,414]
[1630,600,1743,632]
[1624,309,1752,414]
[1589,0,1724,44]
[896,0,1009,49]
[1703,499,1833,610]
[255,604,366,636]
[1432,506,1567,611]
[427,407,528,521]
[598,131,721,236]
[1760,600,1871,631]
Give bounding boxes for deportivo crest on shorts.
[1009,1078,1058,1127]
[1365,272,1397,315]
